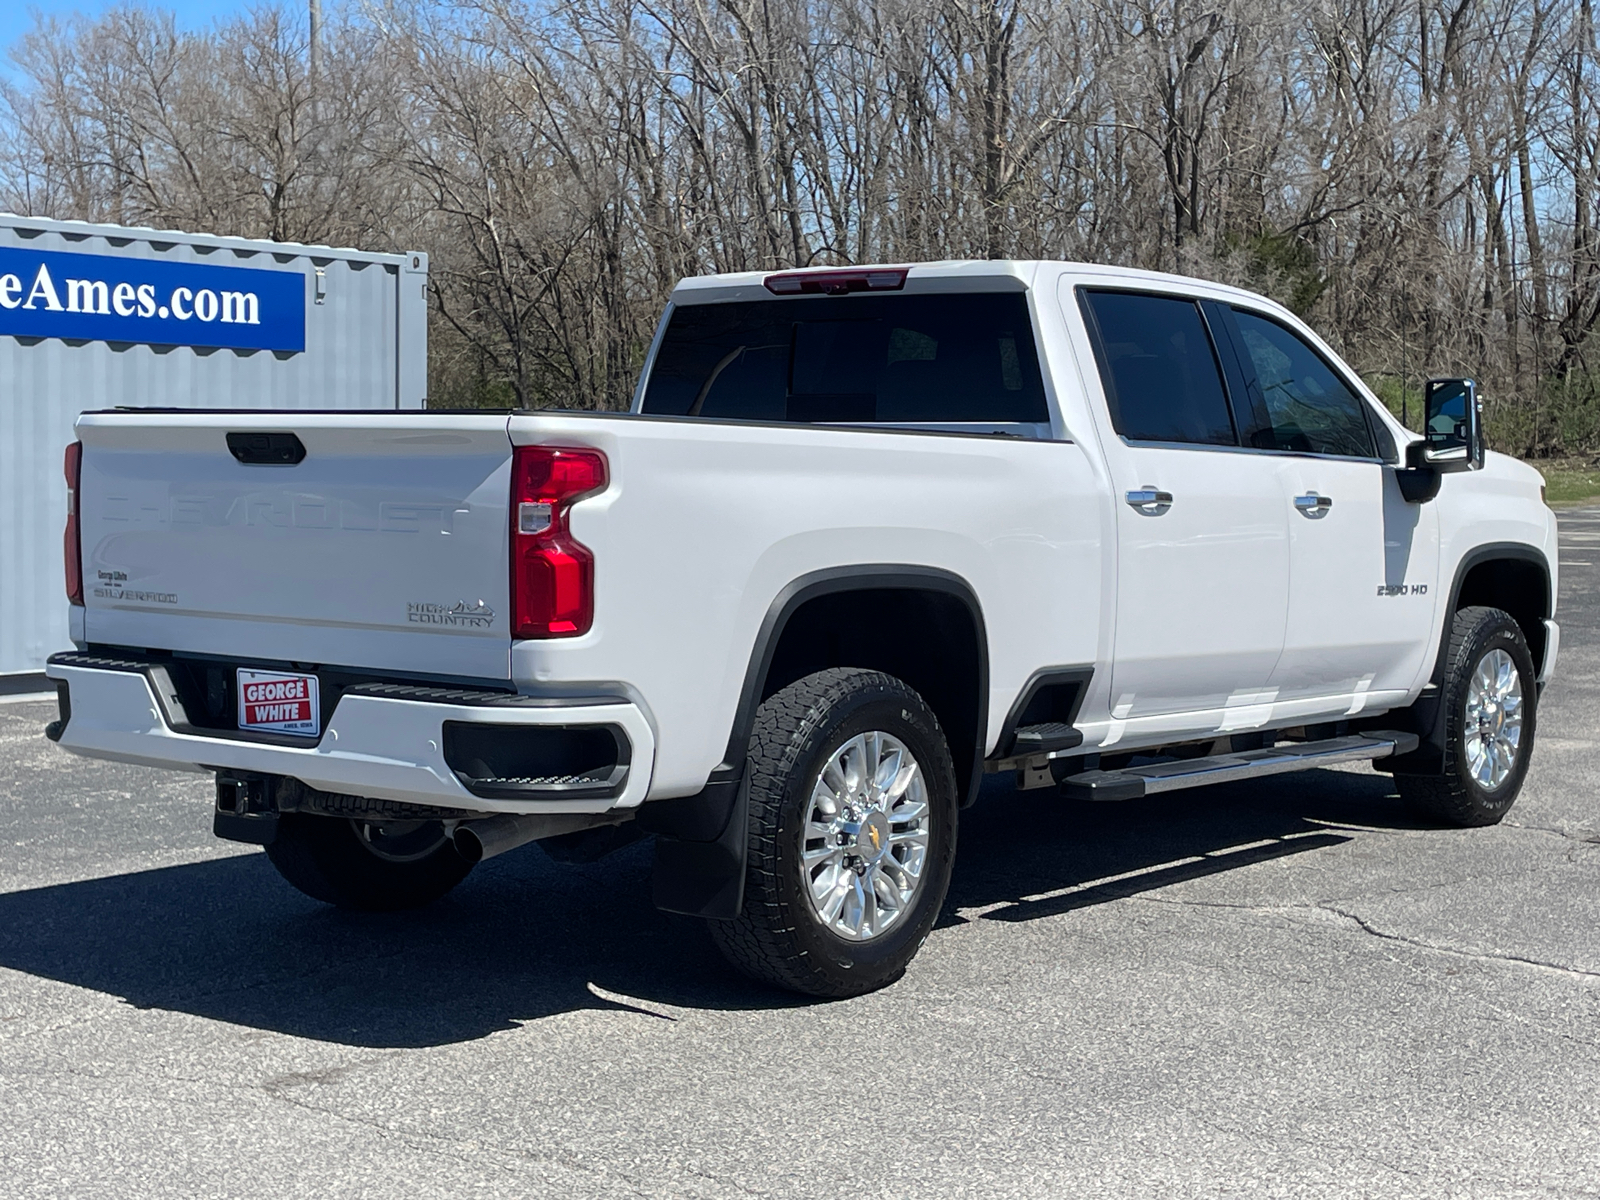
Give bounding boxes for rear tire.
[709,668,959,998]
[264,813,474,911]
[1398,605,1536,827]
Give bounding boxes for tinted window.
[1231,310,1375,458]
[1079,291,1236,445]
[640,293,1048,424]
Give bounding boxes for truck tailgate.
[76,412,515,680]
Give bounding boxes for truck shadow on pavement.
[0,768,1422,1048]
[942,767,1422,925]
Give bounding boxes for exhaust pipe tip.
[452,825,488,865]
[451,812,631,865]
[452,813,533,864]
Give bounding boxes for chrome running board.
[1062,731,1420,802]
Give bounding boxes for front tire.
[264,813,474,911]
[709,668,959,998]
[1398,605,1537,827]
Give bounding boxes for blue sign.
[0,245,305,352]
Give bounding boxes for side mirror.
[1397,377,1482,503]
[1419,378,1483,472]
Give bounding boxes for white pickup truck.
[46,261,1558,997]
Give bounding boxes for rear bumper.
[45,654,654,815]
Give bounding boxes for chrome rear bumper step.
[1062,731,1420,802]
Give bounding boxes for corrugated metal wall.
[0,215,428,679]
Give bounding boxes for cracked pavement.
[3,511,1600,1198]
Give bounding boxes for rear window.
[1078,289,1237,446]
[640,292,1048,424]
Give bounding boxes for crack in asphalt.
[1503,820,1600,845]
[1317,904,1600,981]
[1187,1110,1600,1198]
[0,1007,131,1045]
[256,1050,762,1199]
[1131,892,1600,982]
[259,1083,656,1197]
[1186,1112,1439,1186]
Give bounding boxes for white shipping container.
[0,213,428,683]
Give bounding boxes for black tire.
[1398,605,1537,827]
[264,813,474,911]
[709,668,959,998]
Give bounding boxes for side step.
[1062,731,1420,802]
[1010,721,1084,755]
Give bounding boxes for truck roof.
[669,259,1287,314]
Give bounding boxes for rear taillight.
[64,441,83,606]
[511,445,607,638]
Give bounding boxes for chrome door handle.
[1125,488,1174,512]
[1294,493,1333,517]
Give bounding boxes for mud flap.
[639,775,747,919]
[1367,690,1446,775]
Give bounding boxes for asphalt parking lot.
[3,514,1599,1199]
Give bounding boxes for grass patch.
[1530,458,1600,507]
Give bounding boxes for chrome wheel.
[802,730,930,941]
[1463,648,1524,792]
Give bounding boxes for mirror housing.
[1420,378,1484,472]
[1395,456,1442,503]
[1395,377,1481,503]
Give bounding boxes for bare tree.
[3,0,1600,447]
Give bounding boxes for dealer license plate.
[237,669,321,737]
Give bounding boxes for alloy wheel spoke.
[847,875,870,936]
[888,797,928,825]
[872,875,903,919]
[804,843,843,867]
[875,857,909,895]
[863,876,882,934]
[873,744,903,794]
[1490,750,1509,780]
[820,757,849,800]
[810,775,841,816]
[819,874,851,923]
[884,762,922,804]
[889,827,929,854]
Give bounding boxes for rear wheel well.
[1455,556,1548,669]
[761,587,984,803]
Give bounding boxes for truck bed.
[72,407,1104,800]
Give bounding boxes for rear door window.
[1077,290,1237,446]
[640,292,1048,424]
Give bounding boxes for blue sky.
[2,1,250,60]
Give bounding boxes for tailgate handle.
[227,432,306,465]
